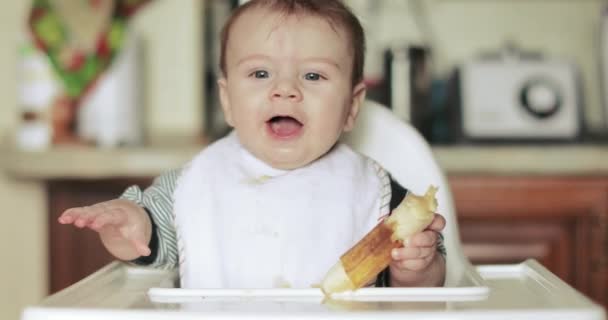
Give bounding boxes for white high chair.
[343,99,467,288]
[21,101,606,320]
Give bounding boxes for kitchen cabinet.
[45,175,608,309]
[452,175,607,308]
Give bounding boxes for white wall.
[131,0,204,143]
[0,2,47,320]
[348,0,607,132]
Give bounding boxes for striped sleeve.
[371,160,392,221]
[120,168,181,269]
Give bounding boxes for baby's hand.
[388,213,446,287]
[58,199,152,261]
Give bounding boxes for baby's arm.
[388,213,446,287]
[58,169,181,266]
[118,169,180,268]
[58,199,152,261]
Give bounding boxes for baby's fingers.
[59,206,97,227]
[394,255,434,272]
[392,246,435,261]
[89,209,128,231]
[58,207,85,224]
[427,213,446,232]
[132,239,151,257]
[405,230,439,248]
[60,202,113,228]
[73,204,108,228]
[115,223,151,257]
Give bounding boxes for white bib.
[173,132,389,289]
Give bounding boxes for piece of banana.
[320,186,438,295]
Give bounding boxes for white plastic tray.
[148,258,489,303]
[21,260,606,320]
[148,286,488,303]
[148,264,488,303]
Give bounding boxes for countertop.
[3,143,608,179]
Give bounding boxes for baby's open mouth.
[267,116,303,138]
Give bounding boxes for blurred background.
[1,0,607,319]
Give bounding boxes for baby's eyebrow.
[236,54,271,67]
[236,54,341,71]
[300,57,341,71]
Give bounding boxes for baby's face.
[218,7,366,170]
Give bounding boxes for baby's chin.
[263,156,314,171]
[257,149,320,171]
[258,140,344,170]
[241,134,336,170]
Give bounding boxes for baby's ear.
[218,78,235,127]
[344,82,367,132]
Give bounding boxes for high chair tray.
[148,262,489,303]
[148,286,488,303]
[22,260,605,320]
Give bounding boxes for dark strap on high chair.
[375,176,408,287]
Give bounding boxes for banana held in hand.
[320,185,438,295]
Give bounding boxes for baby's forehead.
[231,6,348,42]
[222,5,356,78]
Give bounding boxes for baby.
[58,0,446,289]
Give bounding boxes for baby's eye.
[250,70,270,79]
[304,72,322,81]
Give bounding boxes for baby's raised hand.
[388,213,446,287]
[58,199,152,261]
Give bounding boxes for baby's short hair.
[219,0,366,87]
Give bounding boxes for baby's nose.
[270,78,302,102]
